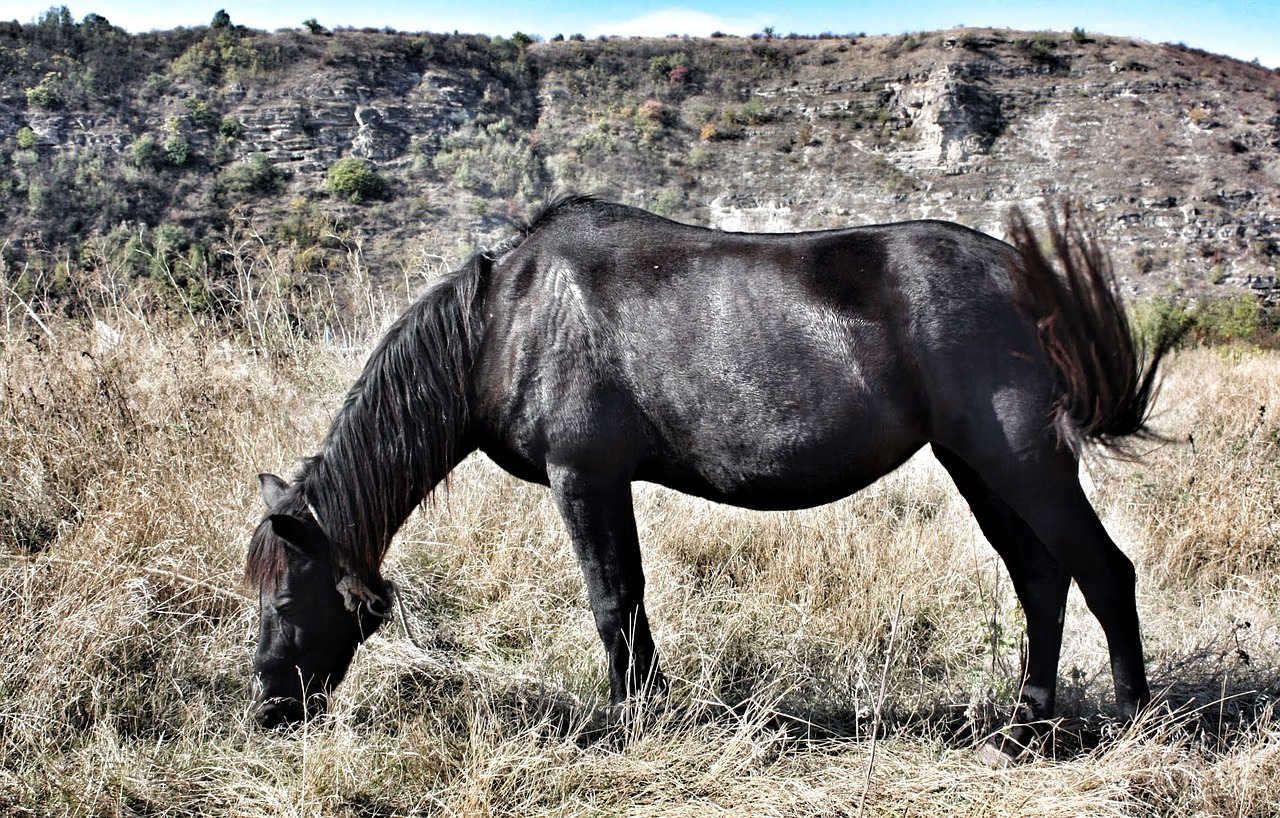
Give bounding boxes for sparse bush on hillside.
[130,134,161,169]
[24,71,64,109]
[183,96,220,130]
[326,156,388,202]
[163,134,192,167]
[217,113,243,142]
[15,126,38,150]
[431,119,544,200]
[171,29,280,85]
[218,152,281,196]
[1132,294,1271,348]
[648,51,690,85]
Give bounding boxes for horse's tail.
[1007,207,1181,455]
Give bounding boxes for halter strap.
[335,573,389,616]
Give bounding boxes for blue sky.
[2,1,1277,68]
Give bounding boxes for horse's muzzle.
[252,676,326,729]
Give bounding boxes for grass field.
[2,261,1279,816]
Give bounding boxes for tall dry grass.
[2,244,1279,815]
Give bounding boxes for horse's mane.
[246,254,490,588]
[507,192,598,241]
[246,194,599,589]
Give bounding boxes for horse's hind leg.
[995,459,1149,722]
[939,443,1150,737]
[548,464,666,708]
[933,445,1071,760]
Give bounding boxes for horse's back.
[473,202,1051,508]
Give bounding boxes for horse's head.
[247,473,389,728]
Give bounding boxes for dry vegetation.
[2,245,1279,816]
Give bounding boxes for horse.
[246,195,1173,763]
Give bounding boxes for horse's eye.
[273,596,299,616]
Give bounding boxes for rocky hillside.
[2,11,1278,309]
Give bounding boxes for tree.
[81,13,113,36]
[211,9,232,29]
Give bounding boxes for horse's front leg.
[548,464,666,705]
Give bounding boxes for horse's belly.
[638,421,923,511]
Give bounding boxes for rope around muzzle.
[335,573,439,653]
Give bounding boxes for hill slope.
[2,14,1278,307]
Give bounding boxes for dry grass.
[2,257,1280,815]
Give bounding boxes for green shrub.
[218,114,244,141]
[184,97,220,130]
[1195,293,1261,343]
[1131,297,1196,350]
[142,72,170,99]
[173,31,280,85]
[1132,294,1264,348]
[163,135,192,167]
[128,135,160,170]
[648,52,689,84]
[24,72,64,110]
[326,157,387,202]
[15,127,38,150]
[219,153,281,195]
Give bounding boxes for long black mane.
[246,195,596,590]
[246,255,491,590]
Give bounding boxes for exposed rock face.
[351,106,409,161]
[897,66,1005,171]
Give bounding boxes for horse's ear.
[268,513,315,552]
[259,473,290,509]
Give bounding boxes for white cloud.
[587,8,773,39]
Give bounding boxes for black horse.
[246,195,1171,763]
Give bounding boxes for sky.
[1,1,1277,69]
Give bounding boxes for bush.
[1195,293,1262,343]
[163,135,192,167]
[219,153,282,195]
[648,52,689,84]
[130,134,162,169]
[218,114,244,141]
[16,127,38,150]
[1132,294,1265,348]
[184,97,220,130]
[24,72,64,110]
[326,157,387,202]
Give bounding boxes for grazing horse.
[246,195,1172,762]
